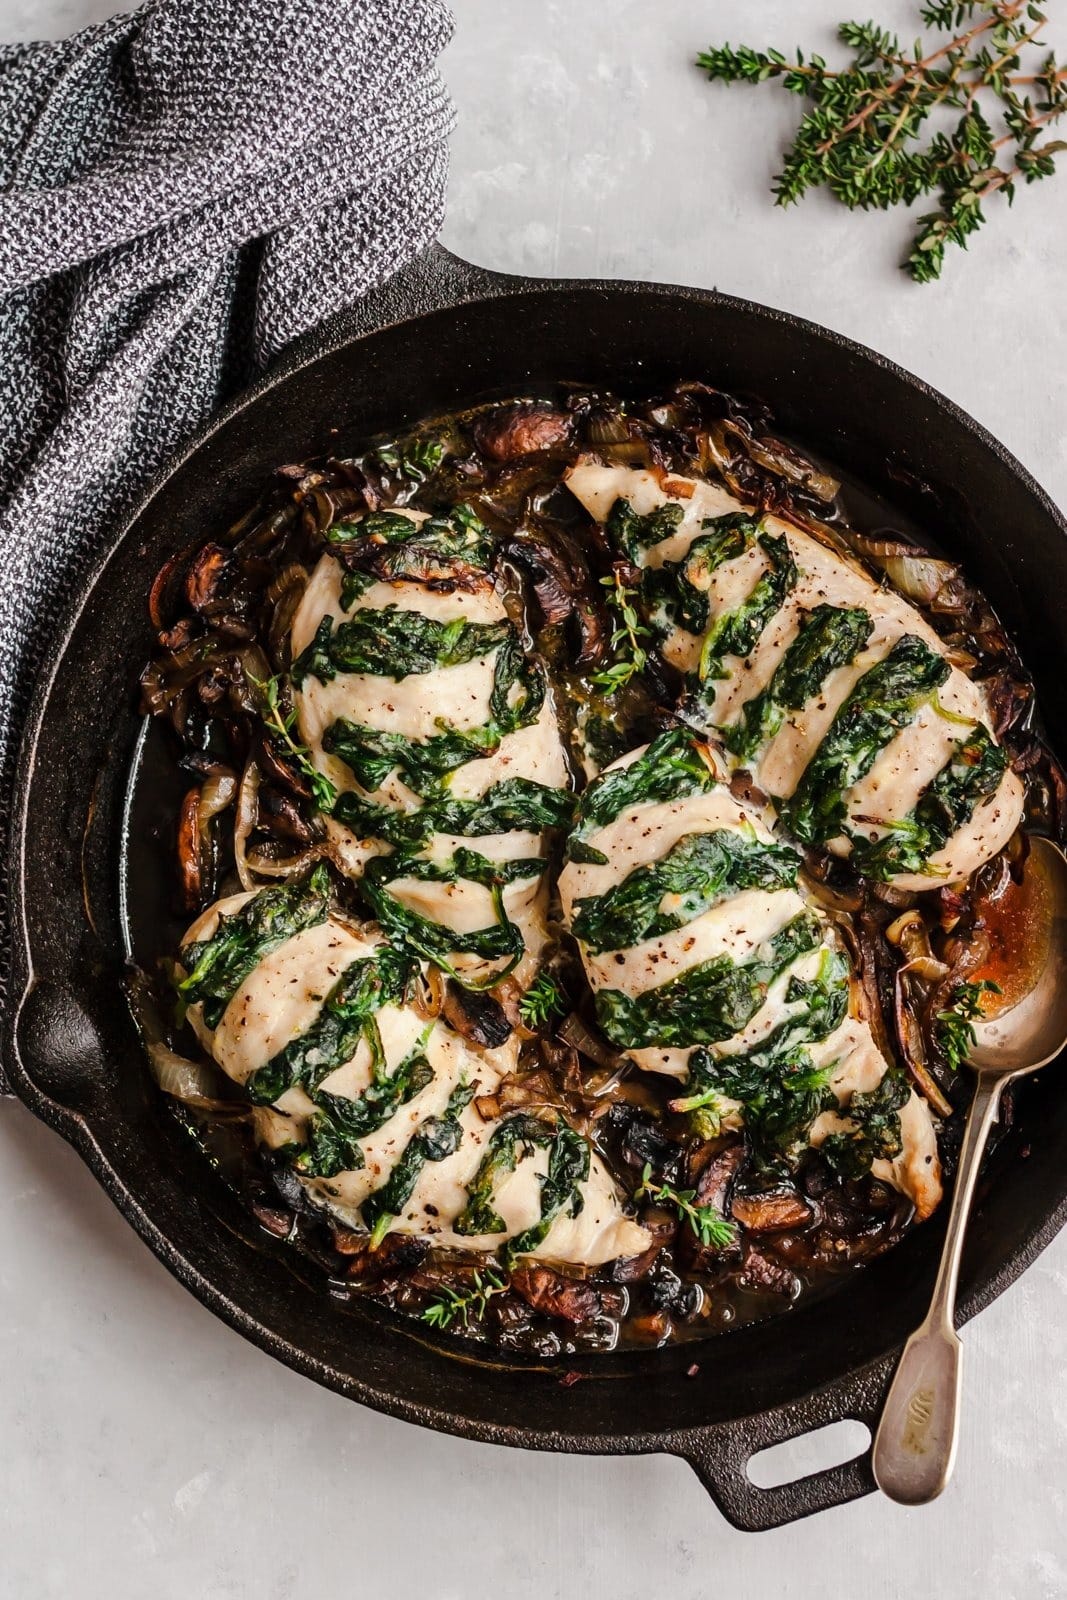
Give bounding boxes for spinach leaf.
[720,604,874,762]
[333,777,574,851]
[672,948,848,1165]
[322,636,545,796]
[374,437,445,482]
[178,865,331,1030]
[690,530,798,691]
[455,1113,558,1236]
[327,504,494,586]
[571,825,799,953]
[339,570,376,612]
[244,943,416,1105]
[291,607,511,686]
[361,852,533,989]
[642,513,761,637]
[606,496,685,563]
[848,724,1008,879]
[294,1044,435,1180]
[455,1112,590,1257]
[327,510,418,546]
[820,1069,910,1179]
[507,1123,590,1259]
[594,910,822,1049]
[777,634,951,845]
[360,1078,476,1234]
[566,728,716,866]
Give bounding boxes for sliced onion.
[894,968,954,1119]
[881,553,961,605]
[243,845,324,880]
[558,1012,626,1072]
[747,434,840,502]
[234,760,261,891]
[126,969,235,1110]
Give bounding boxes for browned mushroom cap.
[508,1262,602,1324]
[731,1190,814,1233]
[185,543,230,611]
[473,404,573,462]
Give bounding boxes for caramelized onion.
[558,1012,626,1072]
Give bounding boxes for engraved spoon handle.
[872,1074,1004,1505]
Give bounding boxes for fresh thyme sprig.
[636,1162,738,1249]
[697,2,1067,281]
[591,571,651,694]
[936,977,1001,1069]
[251,672,338,814]
[420,1267,509,1330]
[518,970,568,1029]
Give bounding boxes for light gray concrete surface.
[2,2,1066,1596]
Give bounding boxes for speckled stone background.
[2,2,1066,1595]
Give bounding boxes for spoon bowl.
[969,835,1067,1074]
[873,833,1067,1506]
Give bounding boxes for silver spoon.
[873,834,1067,1506]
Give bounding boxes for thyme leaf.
[636,1163,738,1249]
[697,3,1067,282]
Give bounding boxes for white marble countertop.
[2,1,1066,1595]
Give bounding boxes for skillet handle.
[337,241,522,341]
[670,1362,887,1531]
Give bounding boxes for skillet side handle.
[338,241,521,341]
[670,1363,887,1532]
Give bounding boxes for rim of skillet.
[8,248,1067,1453]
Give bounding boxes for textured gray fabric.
[0,0,455,1000]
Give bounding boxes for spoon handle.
[872,1074,1004,1505]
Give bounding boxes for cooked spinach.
[360,1078,476,1234]
[244,943,416,1106]
[328,503,494,587]
[294,1043,435,1180]
[327,510,419,546]
[361,851,537,989]
[457,1113,591,1258]
[323,636,545,796]
[642,512,761,637]
[291,607,511,687]
[691,531,798,691]
[820,1069,910,1179]
[720,604,874,762]
[374,437,445,482]
[455,1113,559,1236]
[333,777,574,851]
[507,1123,589,1259]
[594,910,823,1049]
[178,865,331,1029]
[848,724,1008,878]
[672,948,848,1165]
[606,496,685,563]
[566,728,716,866]
[571,825,799,953]
[777,634,951,845]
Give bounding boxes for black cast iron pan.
[6,244,1067,1532]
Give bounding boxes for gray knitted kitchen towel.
[0,0,455,1003]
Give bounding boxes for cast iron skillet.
[6,245,1067,1532]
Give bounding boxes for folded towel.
[0,0,455,1004]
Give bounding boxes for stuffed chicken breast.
[288,506,572,990]
[565,460,1023,891]
[559,732,941,1220]
[179,873,649,1266]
